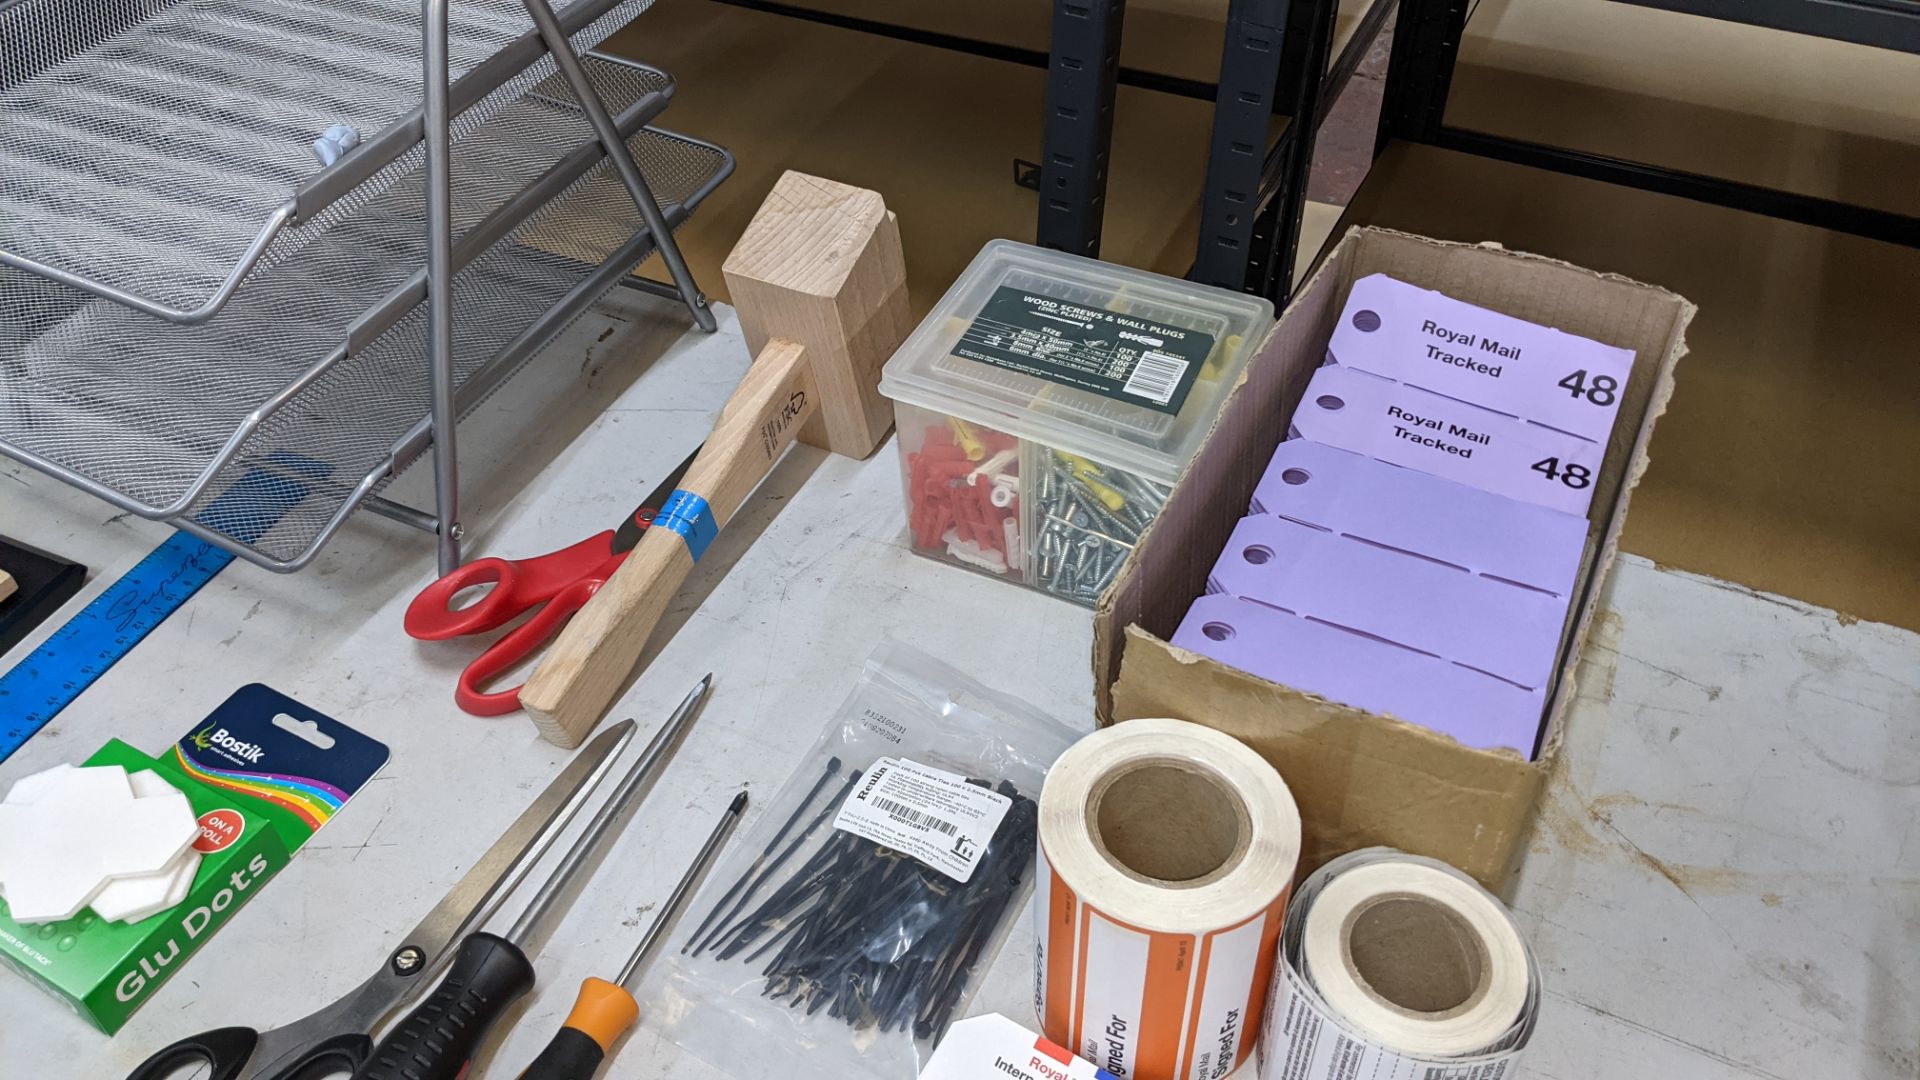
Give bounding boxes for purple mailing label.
[1328,273,1634,444]
[1291,366,1602,516]
[1252,439,1589,598]
[1205,513,1568,690]
[1173,593,1548,755]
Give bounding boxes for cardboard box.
[1093,227,1694,895]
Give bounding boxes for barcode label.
[1122,351,1188,404]
[833,756,1013,882]
[872,795,957,835]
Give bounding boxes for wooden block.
[723,171,913,460]
[0,570,15,604]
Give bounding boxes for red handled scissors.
[404,448,698,715]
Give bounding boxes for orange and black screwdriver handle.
[518,791,748,1080]
[516,978,639,1080]
[350,932,537,1080]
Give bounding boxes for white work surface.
[1,293,1914,1080]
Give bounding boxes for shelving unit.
[1612,0,1920,52]
[1375,0,1920,250]
[1020,0,1400,300]
[0,0,733,572]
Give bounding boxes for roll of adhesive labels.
[1258,848,1541,1079]
[1034,718,1302,1080]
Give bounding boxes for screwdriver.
[351,675,710,1080]
[518,789,747,1079]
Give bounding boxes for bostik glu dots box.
[0,685,386,1032]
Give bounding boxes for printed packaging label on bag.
[954,286,1215,414]
[834,756,1012,882]
[1327,273,1634,445]
[1262,959,1524,1080]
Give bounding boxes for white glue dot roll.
[1259,849,1541,1079]
[1035,718,1301,1080]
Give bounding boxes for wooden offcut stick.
[520,172,912,747]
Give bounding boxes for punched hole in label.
[1351,309,1381,333]
[1315,394,1345,411]
[272,714,335,750]
[1201,621,1235,642]
[1280,467,1311,486]
[1242,545,1274,565]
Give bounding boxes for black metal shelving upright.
[1037,0,1381,302]
[1190,0,1349,299]
[698,0,1224,265]
[697,0,1378,302]
[1038,0,1131,258]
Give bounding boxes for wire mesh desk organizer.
[0,0,733,573]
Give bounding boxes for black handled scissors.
[125,719,637,1080]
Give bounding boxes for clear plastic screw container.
[878,241,1273,605]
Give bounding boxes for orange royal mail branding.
[920,1013,1122,1080]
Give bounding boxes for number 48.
[1531,457,1592,489]
[1557,369,1618,406]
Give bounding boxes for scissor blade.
[240,718,637,1080]
[611,445,703,554]
[392,717,639,976]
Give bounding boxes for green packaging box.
[0,740,292,1033]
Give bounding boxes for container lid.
[879,240,1274,484]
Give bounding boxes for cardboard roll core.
[1289,853,1536,1062]
[1343,892,1493,1019]
[1089,759,1250,887]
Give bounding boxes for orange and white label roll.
[1033,719,1301,1080]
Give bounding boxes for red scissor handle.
[452,576,608,715]
[403,531,621,641]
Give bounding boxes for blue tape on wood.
[0,453,330,762]
[656,489,718,562]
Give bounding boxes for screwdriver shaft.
[620,790,747,987]
[514,793,749,1080]
[508,675,710,944]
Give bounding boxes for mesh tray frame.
[197,127,734,569]
[1,116,731,570]
[0,57,672,512]
[0,0,657,315]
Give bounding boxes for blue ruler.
[0,454,328,762]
